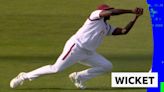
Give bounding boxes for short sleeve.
[89,10,102,20]
[106,24,116,35]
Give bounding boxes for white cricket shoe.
[69,72,86,89]
[10,72,27,88]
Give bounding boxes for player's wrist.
[124,10,134,14]
[131,9,136,14]
[131,15,138,22]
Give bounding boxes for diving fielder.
[10,4,143,89]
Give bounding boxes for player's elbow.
[121,32,128,35]
[120,29,129,35]
[112,28,127,35]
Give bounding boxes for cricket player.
[10,4,143,89]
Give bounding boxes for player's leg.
[10,41,83,88]
[25,54,77,80]
[71,53,112,83]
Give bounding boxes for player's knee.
[102,62,113,72]
[50,65,62,73]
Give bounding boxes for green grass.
[161,82,164,92]
[0,0,152,92]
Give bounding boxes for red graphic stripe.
[62,43,75,60]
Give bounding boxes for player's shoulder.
[89,10,103,21]
[90,10,103,15]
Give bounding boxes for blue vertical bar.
[147,0,164,92]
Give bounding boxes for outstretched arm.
[112,8,143,35]
[100,7,142,17]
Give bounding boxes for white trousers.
[25,39,113,82]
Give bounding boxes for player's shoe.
[69,72,86,89]
[10,72,27,88]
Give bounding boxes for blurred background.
[0,0,152,92]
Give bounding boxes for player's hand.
[133,7,144,15]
